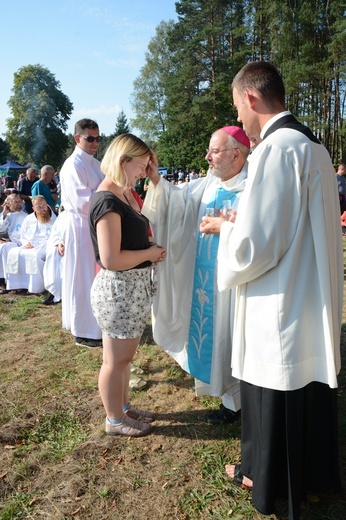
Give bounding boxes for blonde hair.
[101,133,151,187]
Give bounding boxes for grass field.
[0,268,345,519]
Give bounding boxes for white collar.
[260,111,291,139]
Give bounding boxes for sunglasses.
[80,135,102,143]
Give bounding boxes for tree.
[158,0,249,168]
[132,2,250,168]
[114,110,130,136]
[0,138,10,164]
[131,20,175,147]
[131,0,345,166]
[6,64,73,168]
[264,0,346,162]
[96,111,131,162]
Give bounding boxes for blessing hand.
[146,151,161,186]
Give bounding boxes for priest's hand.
[200,216,226,235]
[58,242,65,256]
[146,150,161,186]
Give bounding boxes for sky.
[0,0,178,137]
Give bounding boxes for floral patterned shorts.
[91,267,156,339]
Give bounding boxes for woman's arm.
[96,212,166,270]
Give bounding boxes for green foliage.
[97,133,113,162]
[113,109,130,136]
[132,0,346,165]
[5,64,73,168]
[131,20,175,146]
[96,111,131,161]
[0,138,10,164]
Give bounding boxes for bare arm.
[96,212,166,270]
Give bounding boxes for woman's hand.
[148,243,167,264]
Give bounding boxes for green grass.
[0,491,34,520]
[6,295,42,321]
[0,285,346,519]
[16,409,89,464]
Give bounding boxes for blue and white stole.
[186,186,240,383]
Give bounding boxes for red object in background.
[95,188,153,275]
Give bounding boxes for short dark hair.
[232,61,285,110]
[74,118,99,135]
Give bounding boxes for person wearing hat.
[142,126,250,424]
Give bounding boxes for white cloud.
[73,104,122,117]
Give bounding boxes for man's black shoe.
[205,405,241,425]
[75,337,103,348]
[41,292,56,305]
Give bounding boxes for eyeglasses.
[80,135,102,143]
[205,147,234,155]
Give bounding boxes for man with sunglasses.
[60,119,104,348]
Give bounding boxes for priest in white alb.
[60,119,104,348]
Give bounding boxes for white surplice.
[6,212,56,293]
[60,146,104,339]
[217,119,343,391]
[0,210,27,278]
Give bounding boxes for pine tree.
[114,110,130,137]
[131,0,346,165]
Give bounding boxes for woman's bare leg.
[99,335,139,420]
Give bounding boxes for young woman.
[89,134,166,437]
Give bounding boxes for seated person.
[5,195,56,294]
[31,165,57,213]
[0,193,27,291]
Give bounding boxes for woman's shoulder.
[90,191,125,219]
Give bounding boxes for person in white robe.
[60,119,104,348]
[201,61,342,520]
[0,194,27,289]
[6,195,56,293]
[42,210,69,304]
[142,126,250,422]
